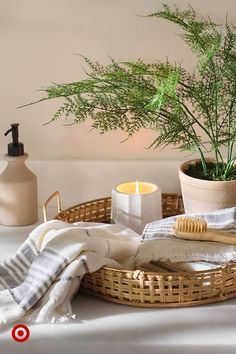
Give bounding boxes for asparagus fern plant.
[25,4,236,181]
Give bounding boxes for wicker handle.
[43,191,62,222]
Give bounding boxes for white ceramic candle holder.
[111,181,162,234]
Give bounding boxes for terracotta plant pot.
[179,159,236,214]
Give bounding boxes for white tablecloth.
[0,213,235,354]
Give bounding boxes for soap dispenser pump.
[0,123,38,226]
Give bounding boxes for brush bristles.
[175,217,207,233]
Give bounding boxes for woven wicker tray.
[43,192,236,308]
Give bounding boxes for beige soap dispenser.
[0,123,38,226]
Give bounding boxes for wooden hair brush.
[172,217,236,245]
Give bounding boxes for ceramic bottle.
[0,123,38,226]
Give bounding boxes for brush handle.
[172,227,236,245]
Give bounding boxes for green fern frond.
[24,4,236,181]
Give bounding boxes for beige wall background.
[0,0,235,160]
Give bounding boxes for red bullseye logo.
[12,324,30,342]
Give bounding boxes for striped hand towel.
[0,220,139,325]
[135,207,236,266]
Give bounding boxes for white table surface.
[0,212,236,354]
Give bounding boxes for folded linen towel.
[0,220,140,325]
[139,260,221,273]
[135,207,236,267]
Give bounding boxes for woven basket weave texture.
[52,193,236,307]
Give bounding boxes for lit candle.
[135,180,140,194]
[111,181,162,234]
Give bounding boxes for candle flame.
[135,181,140,194]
